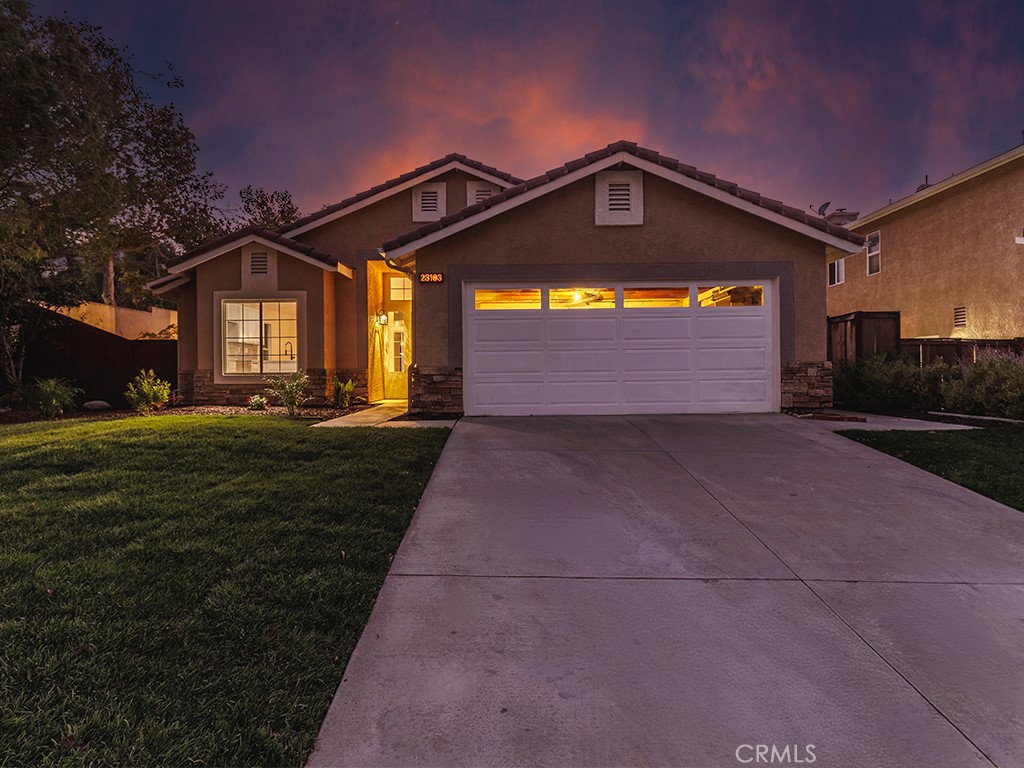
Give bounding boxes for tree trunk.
[102,254,116,306]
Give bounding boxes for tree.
[235,185,302,231]
[0,0,223,386]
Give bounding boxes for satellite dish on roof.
[809,201,831,217]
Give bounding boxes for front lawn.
[0,416,449,766]
[839,425,1024,512]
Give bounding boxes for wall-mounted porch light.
[375,309,389,326]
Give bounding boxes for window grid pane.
[697,285,764,307]
[623,287,690,308]
[224,300,298,374]
[549,287,616,310]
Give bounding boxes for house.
[826,142,1024,339]
[147,141,864,415]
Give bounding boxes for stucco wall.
[827,155,1024,338]
[409,172,831,368]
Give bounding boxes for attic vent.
[607,181,632,212]
[953,306,967,328]
[595,170,643,225]
[250,253,269,275]
[467,180,500,206]
[413,182,446,222]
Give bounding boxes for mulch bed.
[0,404,370,426]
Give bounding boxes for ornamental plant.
[23,377,83,419]
[265,370,309,417]
[125,369,171,413]
[246,394,268,411]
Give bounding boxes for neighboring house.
[56,301,177,339]
[826,142,1024,339]
[147,141,863,415]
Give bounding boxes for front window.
[223,300,298,375]
[866,231,881,275]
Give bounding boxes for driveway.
[307,415,1024,768]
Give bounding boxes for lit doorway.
[367,261,413,402]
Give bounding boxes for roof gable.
[279,154,522,237]
[381,141,865,259]
[164,226,354,277]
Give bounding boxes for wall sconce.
[376,310,388,325]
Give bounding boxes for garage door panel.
[696,315,767,340]
[697,346,767,372]
[621,348,692,372]
[547,317,617,343]
[547,349,619,374]
[465,281,775,415]
[471,317,545,343]
[472,350,546,375]
[621,316,691,342]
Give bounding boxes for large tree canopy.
[0,0,225,385]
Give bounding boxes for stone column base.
[781,361,833,412]
[409,365,463,415]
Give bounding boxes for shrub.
[833,354,953,414]
[246,394,268,411]
[941,349,1024,420]
[22,377,83,419]
[331,375,365,409]
[125,369,172,413]
[265,370,309,416]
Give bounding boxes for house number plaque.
[419,272,444,283]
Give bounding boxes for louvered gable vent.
[250,253,269,275]
[467,180,500,206]
[413,182,446,221]
[595,170,643,225]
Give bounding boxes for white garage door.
[464,281,777,416]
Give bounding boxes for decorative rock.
[82,400,112,410]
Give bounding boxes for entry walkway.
[308,414,1023,767]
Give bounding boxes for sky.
[33,0,1024,219]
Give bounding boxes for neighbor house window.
[697,285,764,307]
[866,232,881,275]
[828,258,845,286]
[389,276,412,301]
[223,300,298,375]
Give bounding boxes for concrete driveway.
[307,415,1024,768]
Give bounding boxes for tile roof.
[167,225,347,269]
[381,141,866,252]
[277,154,523,234]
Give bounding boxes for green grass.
[839,425,1024,512]
[0,415,450,766]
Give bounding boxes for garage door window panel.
[697,285,764,307]
[548,287,616,309]
[623,287,690,308]
[474,288,542,310]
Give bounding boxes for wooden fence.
[24,312,177,405]
[827,311,1024,365]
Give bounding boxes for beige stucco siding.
[195,250,242,370]
[827,156,1024,338]
[409,172,829,368]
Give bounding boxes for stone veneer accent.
[409,365,464,415]
[179,368,368,406]
[781,360,833,412]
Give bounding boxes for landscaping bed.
[0,416,449,766]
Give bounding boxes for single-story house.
[147,141,864,415]
[826,141,1024,339]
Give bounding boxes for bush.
[125,369,171,413]
[265,370,309,416]
[331,375,364,409]
[941,349,1024,420]
[246,394,268,411]
[23,377,83,419]
[834,354,953,414]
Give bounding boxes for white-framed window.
[222,300,298,375]
[413,182,446,221]
[467,180,500,206]
[389,275,412,301]
[595,170,643,225]
[866,231,881,275]
[828,258,845,286]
